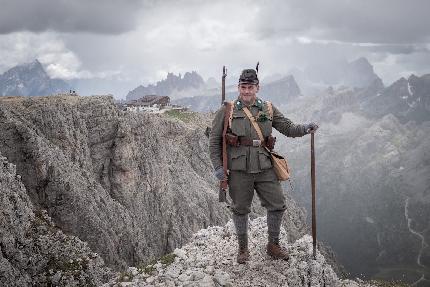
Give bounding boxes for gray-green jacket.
[209,98,307,173]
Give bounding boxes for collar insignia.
[235,100,243,110]
[255,98,264,110]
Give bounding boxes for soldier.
[209,68,318,264]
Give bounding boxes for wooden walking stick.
[311,132,317,259]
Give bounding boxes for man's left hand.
[305,122,319,134]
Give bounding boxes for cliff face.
[0,153,112,286]
[0,95,307,271]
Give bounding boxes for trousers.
[228,168,287,215]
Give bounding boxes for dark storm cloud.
[254,0,430,44]
[0,0,146,34]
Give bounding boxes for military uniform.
[209,98,307,214]
[209,68,315,264]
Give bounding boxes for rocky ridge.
[0,152,113,286]
[105,217,374,287]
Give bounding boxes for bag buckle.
[252,139,261,147]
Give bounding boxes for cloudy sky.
[1,0,429,97]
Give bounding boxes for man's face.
[238,83,259,104]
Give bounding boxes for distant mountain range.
[303,57,382,88]
[173,75,302,112]
[126,71,205,101]
[0,57,382,101]
[269,70,430,283]
[362,74,430,123]
[0,60,70,96]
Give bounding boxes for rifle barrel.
[221,66,226,105]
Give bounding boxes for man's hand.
[214,166,226,181]
[305,122,319,134]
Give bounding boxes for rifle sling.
[242,107,269,152]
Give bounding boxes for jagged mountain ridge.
[303,57,382,89]
[173,75,302,112]
[0,95,308,273]
[269,73,430,284]
[126,71,205,101]
[362,74,430,123]
[0,59,70,96]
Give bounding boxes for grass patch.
[160,253,176,265]
[165,110,196,123]
[138,263,156,275]
[117,253,178,282]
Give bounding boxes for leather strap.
[267,101,273,119]
[243,107,271,153]
[239,137,265,146]
[242,107,265,142]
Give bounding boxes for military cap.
[239,69,259,85]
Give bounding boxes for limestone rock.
[105,217,375,287]
[0,152,113,286]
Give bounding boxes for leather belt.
[239,137,265,147]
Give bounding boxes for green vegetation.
[165,110,196,123]
[159,253,176,265]
[46,257,89,275]
[138,263,155,275]
[117,253,177,282]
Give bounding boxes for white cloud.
[0,32,125,79]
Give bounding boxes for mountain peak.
[0,60,70,96]
[126,71,205,101]
[31,58,42,65]
[351,57,371,67]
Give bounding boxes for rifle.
[219,66,228,202]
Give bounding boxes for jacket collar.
[234,97,264,111]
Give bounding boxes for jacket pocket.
[229,148,247,171]
[258,149,272,170]
[230,114,247,136]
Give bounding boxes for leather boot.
[236,233,249,264]
[267,242,289,260]
[237,247,250,264]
